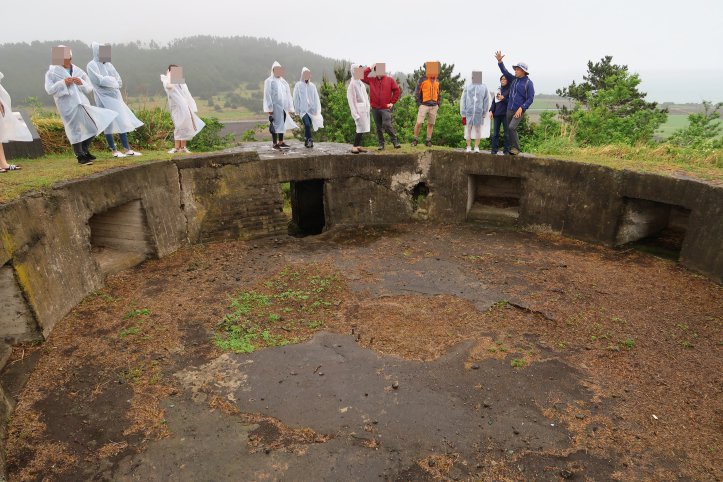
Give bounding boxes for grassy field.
[655,114,691,139]
[127,82,266,122]
[0,150,172,203]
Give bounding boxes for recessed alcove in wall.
[615,198,691,259]
[466,175,522,225]
[0,264,41,344]
[89,200,155,276]
[288,180,326,236]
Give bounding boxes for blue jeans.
[302,114,312,140]
[105,132,130,151]
[490,115,510,153]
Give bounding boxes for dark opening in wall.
[466,175,522,225]
[89,200,155,275]
[0,263,41,344]
[615,198,691,259]
[411,182,430,212]
[289,180,326,236]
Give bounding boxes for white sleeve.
[45,72,69,97]
[262,79,272,113]
[314,85,322,115]
[292,83,300,113]
[347,84,359,120]
[77,71,94,94]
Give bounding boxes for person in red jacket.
[362,64,401,149]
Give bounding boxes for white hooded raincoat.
[161,71,205,141]
[0,73,33,143]
[293,67,323,131]
[45,62,118,144]
[86,43,144,135]
[263,61,298,134]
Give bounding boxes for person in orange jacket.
[412,74,441,147]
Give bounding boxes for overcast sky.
[3,0,722,102]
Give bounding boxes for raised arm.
[361,66,372,85]
[495,51,514,83]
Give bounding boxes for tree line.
[0,36,341,104]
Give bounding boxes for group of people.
[41,44,207,165]
[263,53,534,155]
[0,47,535,170]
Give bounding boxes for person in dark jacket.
[494,51,534,155]
[362,64,401,149]
[489,75,510,155]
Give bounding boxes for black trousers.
[72,138,93,157]
[371,108,398,146]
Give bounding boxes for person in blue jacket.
[494,51,534,155]
[489,75,510,155]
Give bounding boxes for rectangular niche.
[288,180,326,236]
[466,175,522,225]
[0,264,41,344]
[89,200,155,276]
[615,198,691,258]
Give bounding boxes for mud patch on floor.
[4,224,721,481]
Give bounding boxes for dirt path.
[3,224,721,481]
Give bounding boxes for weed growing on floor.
[511,358,526,368]
[215,264,344,353]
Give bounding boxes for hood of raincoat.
[299,67,310,83]
[270,61,282,77]
[91,42,101,62]
[349,64,361,82]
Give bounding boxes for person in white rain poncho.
[292,67,323,148]
[45,46,118,165]
[346,64,370,154]
[263,61,297,150]
[161,65,205,154]
[86,42,144,158]
[459,73,491,153]
[0,72,33,172]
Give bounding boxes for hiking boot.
[425,139,432,147]
[307,139,314,148]
[77,155,93,165]
[412,138,418,147]
[272,143,282,151]
[377,144,385,151]
[393,143,401,149]
[278,142,291,149]
[85,152,97,161]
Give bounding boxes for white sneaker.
[124,150,142,156]
[167,148,178,154]
[112,151,126,158]
[180,148,192,153]
[465,147,471,153]
[474,147,480,153]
